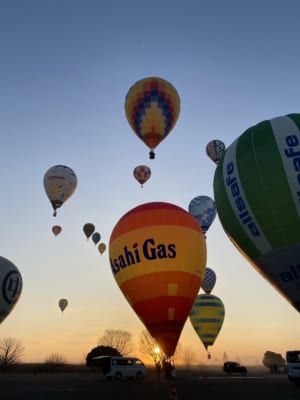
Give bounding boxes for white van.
[92,356,147,380]
[286,350,300,386]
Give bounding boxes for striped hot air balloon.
[189,294,225,352]
[213,113,300,312]
[109,202,207,357]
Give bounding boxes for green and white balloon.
[213,113,300,312]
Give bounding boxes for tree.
[139,329,164,366]
[86,345,121,367]
[97,329,133,356]
[263,351,285,372]
[0,337,24,369]
[182,346,197,372]
[44,353,67,367]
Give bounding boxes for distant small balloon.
[58,298,68,313]
[98,243,106,254]
[52,225,62,236]
[133,165,151,187]
[206,140,226,164]
[83,223,95,240]
[188,195,217,235]
[201,267,217,294]
[92,232,101,245]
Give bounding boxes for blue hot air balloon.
[188,195,217,235]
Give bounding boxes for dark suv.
[223,361,248,376]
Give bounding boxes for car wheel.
[136,371,143,380]
[115,372,122,380]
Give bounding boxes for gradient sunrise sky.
[1,0,300,365]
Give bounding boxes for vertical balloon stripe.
[271,115,300,218]
[214,160,261,260]
[222,137,272,254]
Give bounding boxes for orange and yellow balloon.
[109,202,207,356]
[125,77,180,159]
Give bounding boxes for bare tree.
[0,337,24,369]
[138,329,183,366]
[44,353,67,366]
[182,346,197,372]
[98,329,133,355]
[139,329,164,366]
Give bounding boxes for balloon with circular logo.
[0,256,23,324]
[44,165,77,217]
[109,201,207,357]
[125,77,180,159]
[213,113,300,312]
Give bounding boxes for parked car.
[223,361,248,376]
[286,350,300,386]
[92,356,147,380]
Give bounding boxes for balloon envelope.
[133,165,151,187]
[44,165,77,216]
[58,298,68,312]
[0,256,23,324]
[98,243,106,254]
[109,201,207,356]
[125,77,180,159]
[92,232,101,245]
[201,267,217,294]
[188,195,217,235]
[52,225,62,236]
[83,223,95,240]
[213,113,300,312]
[206,140,226,164]
[189,294,225,350]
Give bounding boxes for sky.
[1,0,300,366]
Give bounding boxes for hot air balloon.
[52,225,62,236]
[98,242,106,255]
[188,195,217,236]
[58,298,68,312]
[125,77,180,159]
[206,140,226,164]
[109,201,207,357]
[201,267,217,294]
[44,165,77,217]
[92,232,101,245]
[133,165,151,187]
[0,256,23,324]
[189,293,225,356]
[213,113,300,313]
[83,223,95,240]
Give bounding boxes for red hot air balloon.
[133,165,151,187]
[109,202,207,357]
[52,225,62,236]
